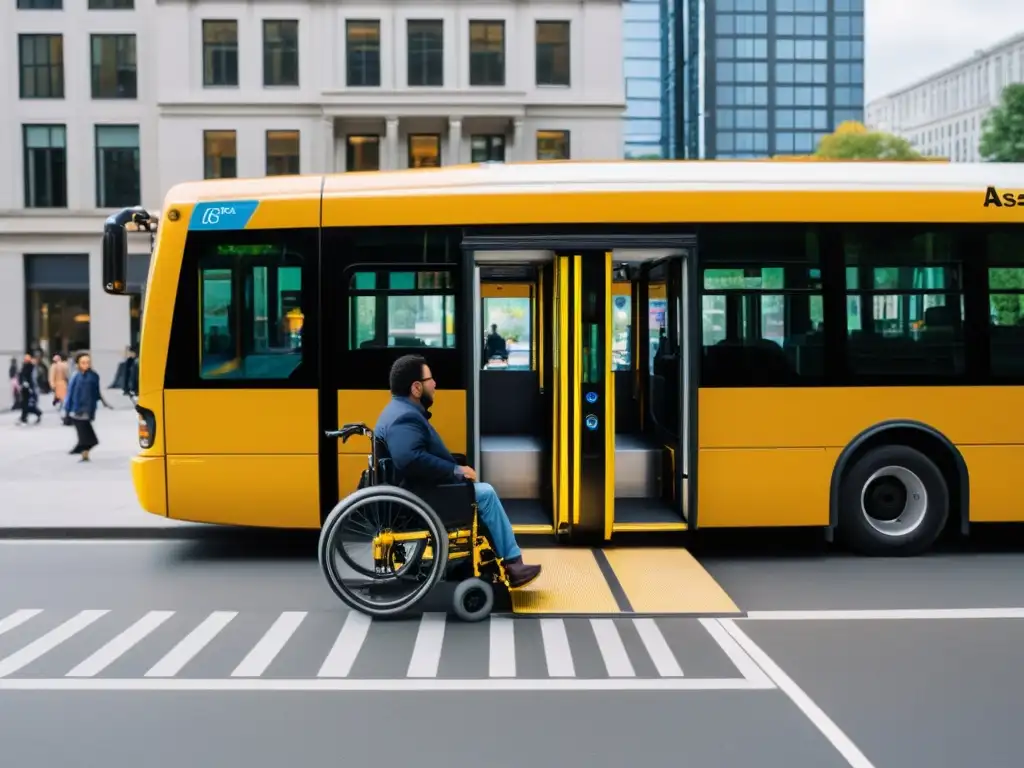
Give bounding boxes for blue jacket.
[375,396,461,485]
[65,369,101,419]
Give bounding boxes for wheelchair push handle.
[324,422,374,444]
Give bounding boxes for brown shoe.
[506,561,542,589]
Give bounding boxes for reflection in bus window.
[611,291,630,370]
[843,229,963,377]
[987,232,1024,376]
[198,247,303,380]
[482,296,531,369]
[348,269,456,349]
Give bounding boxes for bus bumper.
[131,455,168,517]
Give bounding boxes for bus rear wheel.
[838,444,949,557]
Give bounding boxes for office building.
[2,0,625,379]
[623,0,676,158]
[699,0,864,159]
[865,31,1024,161]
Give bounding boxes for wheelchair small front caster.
[452,578,494,622]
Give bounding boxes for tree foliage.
[979,83,1024,162]
[813,121,925,160]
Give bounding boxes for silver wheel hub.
[860,465,928,537]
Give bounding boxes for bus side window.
[198,246,304,380]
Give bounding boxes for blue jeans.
[473,482,521,561]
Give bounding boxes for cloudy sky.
[866,0,1024,101]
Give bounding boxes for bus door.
[468,250,561,535]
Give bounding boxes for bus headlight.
[135,404,156,450]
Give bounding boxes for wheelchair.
[318,423,511,622]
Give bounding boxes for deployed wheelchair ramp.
[507,548,741,617]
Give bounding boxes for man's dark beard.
[421,391,434,410]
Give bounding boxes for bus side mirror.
[103,206,150,296]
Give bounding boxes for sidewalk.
[1,395,207,538]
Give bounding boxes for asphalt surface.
[4,402,1024,767]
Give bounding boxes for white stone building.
[0,0,626,381]
[865,31,1024,162]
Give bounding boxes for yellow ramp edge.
[510,549,620,614]
[603,548,741,615]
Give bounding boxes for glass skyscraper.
[702,0,864,158]
[623,0,676,158]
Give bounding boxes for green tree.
[979,83,1024,162]
[814,121,925,160]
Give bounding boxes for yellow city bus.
[102,162,1024,573]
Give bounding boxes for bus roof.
[162,160,1022,208]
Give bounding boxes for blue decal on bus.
[189,200,260,230]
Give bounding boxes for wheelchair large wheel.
[318,485,450,618]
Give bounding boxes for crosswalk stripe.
[0,609,42,639]
[540,618,575,678]
[488,617,516,678]
[0,610,109,679]
[407,613,446,678]
[231,611,307,678]
[66,610,175,678]
[145,611,237,678]
[317,611,372,678]
[633,618,684,677]
[590,619,635,678]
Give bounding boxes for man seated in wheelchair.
[375,354,543,589]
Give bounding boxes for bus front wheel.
[838,444,949,557]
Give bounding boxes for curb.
[0,526,219,540]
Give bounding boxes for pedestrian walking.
[63,352,113,461]
[49,353,68,407]
[8,357,18,411]
[16,354,41,425]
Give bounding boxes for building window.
[535,21,570,86]
[407,20,443,87]
[409,135,440,168]
[23,125,67,209]
[203,21,238,87]
[91,34,137,99]
[469,20,505,86]
[89,0,133,7]
[266,130,299,176]
[346,135,380,171]
[348,269,456,350]
[346,20,380,87]
[19,0,61,8]
[95,125,140,208]
[203,130,237,179]
[19,35,64,99]
[263,20,298,87]
[199,246,305,381]
[24,254,91,358]
[471,135,505,162]
[537,130,569,160]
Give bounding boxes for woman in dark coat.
[63,352,112,461]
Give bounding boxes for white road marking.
[407,613,447,678]
[540,618,575,677]
[488,617,516,678]
[0,610,109,678]
[718,619,876,768]
[231,611,307,678]
[317,611,372,678]
[632,618,684,677]
[590,619,635,678]
[743,607,1024,621]
[67,610,175,678]
[699,618,773,686]
[0,676,771,692]
[0,609,42,638]
[145,611,237,677]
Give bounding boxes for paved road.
[2,539,1024,767]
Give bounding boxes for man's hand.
[458,466,477,481]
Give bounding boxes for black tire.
[838,444,949,557]
[452,578,494,622]
[318,485,449,617]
